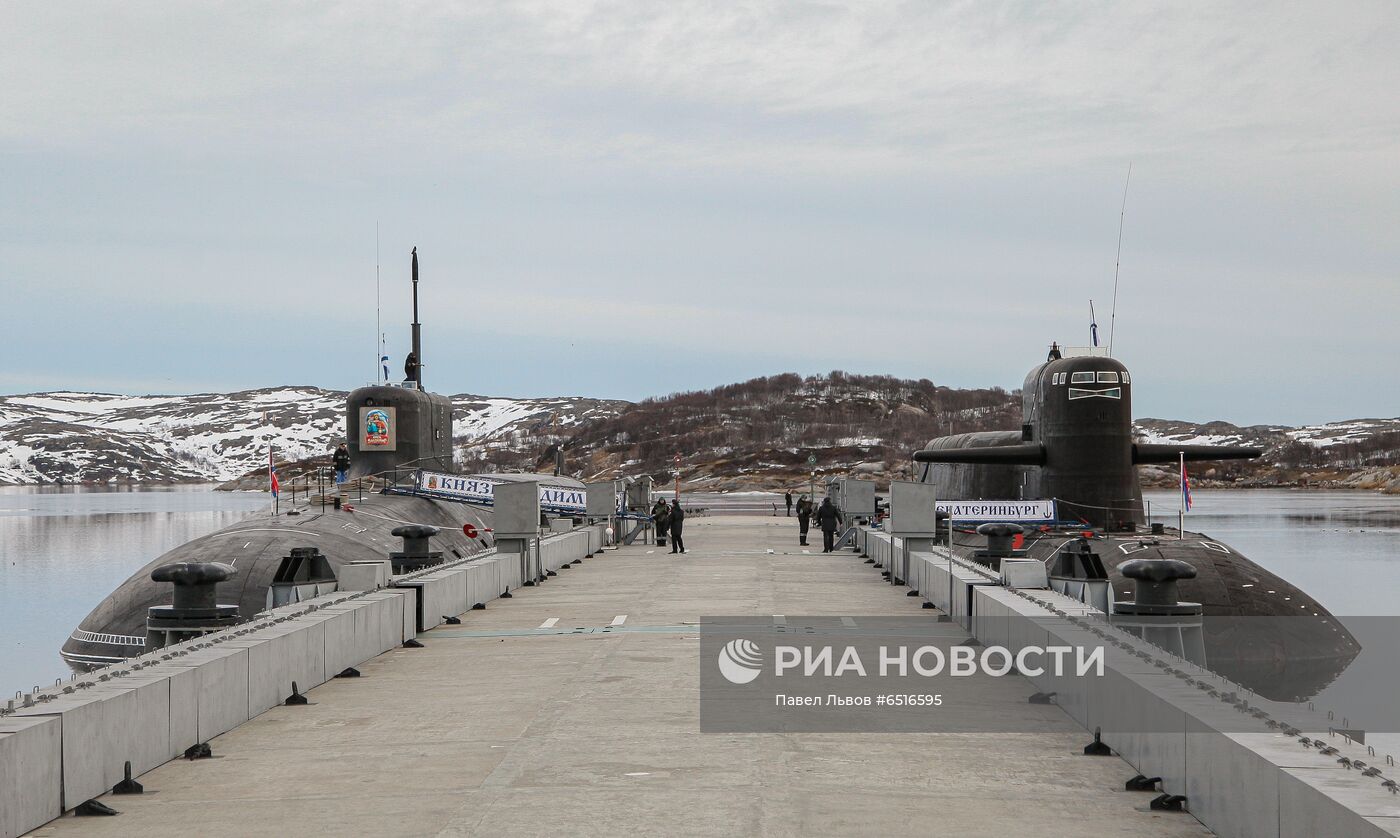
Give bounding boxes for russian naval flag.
[1180,453,1192,512]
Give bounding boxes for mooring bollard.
[389,524,443,572]
[112,761,143,795]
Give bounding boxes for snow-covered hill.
[1133,417,1400,460]
[1,383,1394,487]
[1132,416,1400,490]
[0,388,630,485]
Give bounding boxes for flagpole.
[1178,451,1185,541]
[270,444,278,516]
[375,221,381,383]
[266,411,274,517]
[266,410,279,516]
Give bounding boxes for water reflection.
[0,485,265,695]
[1142,489,1400,617]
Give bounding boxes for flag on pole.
[1180,453,1192,512]
[381,354,390,382]
[269,448,279,498]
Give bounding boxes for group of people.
[649,497,686,554]
[790,492,844,552]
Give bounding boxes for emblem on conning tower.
[364,408,391,447]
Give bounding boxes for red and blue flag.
[1180,459,1192,512]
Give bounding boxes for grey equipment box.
[1000,558,1049,589]
[585,482,616,518]
[841,478,877,519]
[824,476,843,509]
[886,481,938,536]
[624,477,653,511]
[494,481,541,539]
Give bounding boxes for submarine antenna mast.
[1108,162,1132,356]
[410,247,422,388]
[375,222,382,382]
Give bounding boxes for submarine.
[61,250,582,668]
[913,343,1359,698]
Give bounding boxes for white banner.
[416,471,587,514]
[935,500,1056,522]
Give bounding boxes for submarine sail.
[915,344,1359,699]
[65,249,490,667]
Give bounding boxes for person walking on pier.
[816,496,842,553]
[784,491,793,516]
[796,494,812,546]
[669,500,686,554]
[652,497,671,547]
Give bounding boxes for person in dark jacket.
[652,498,671,547]
[332,442,351,490]
[796,494,812,546]
[784,491,793,516]
[331,442,352,500]
[333,443,351,480]
[669,500,686,554]
[815,496,843,553]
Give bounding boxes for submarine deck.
[31,516,1210,838]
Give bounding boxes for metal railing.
[68,629,146,648]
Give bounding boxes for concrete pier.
[28,516,1210,837]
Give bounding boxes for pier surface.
[32,516,1210,837]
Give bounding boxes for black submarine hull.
[61,492,495,668]
[64,251,509,669]
[914,346,1360,700]
[942,526,1359,700]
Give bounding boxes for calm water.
[2,486,1398,699]
[0,485,266,697]
[1141,488,1400,617]
[1140,489,1400,755]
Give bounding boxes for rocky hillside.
[485,375,1400,493]
[1134,417,1400,491]
[0,388,627,485]
[477,372,1022,490]
[3,379,1396,492]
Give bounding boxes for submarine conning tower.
[915,346,1262,530]
[1024,351,1138,527]
[344,247,455,479]
[344,384,454,478]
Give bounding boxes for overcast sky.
[2,2,1396,426]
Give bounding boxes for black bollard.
[112,761,143,795]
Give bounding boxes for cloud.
[5,2,1397,175]
[1,1,1397,424]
